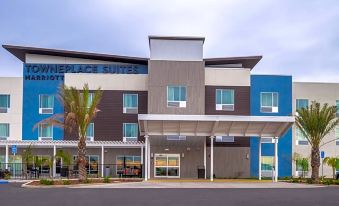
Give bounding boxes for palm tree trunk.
[311,146,320,183]
[78,137,87,181]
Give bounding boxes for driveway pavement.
[73,181,324,189]
[0,183,338,206]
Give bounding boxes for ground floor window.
[261,156,273,177]
[296,158,309,177]
[116,155,141,176]
[154,154,180,178]
[73,155,99,175]
[0,155,22,174]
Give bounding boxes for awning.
[138,114,294,138]
[0,140,144,148]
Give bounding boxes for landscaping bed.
[27,178,142,186]
[286,178,339,186]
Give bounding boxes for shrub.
[103,177,110,183]
[62,180,71,185]
[4,172,11,180]
[40,179,54,185]
[83,178,91,184]
[306,178,313,184]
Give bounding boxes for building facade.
[0,36,337,180]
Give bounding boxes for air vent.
[168,101,186,108]
[39,108,53,114]
[297,140,308,145]
[0,108,8,113]
[39,137,53,141]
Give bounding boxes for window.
[216,89,234,111]
[73,155,99,175]
[123,94,138,114]
[296,127,308,145]
[296,158,309,177]
[123,123,138,142]
[296,99,308,111]
[155,154,180,178]
[81,92,93,108]
[167,135,186,141]
[39,95,54,114]
[261,137,274,144]
[86,123,94,141]
[38,123,53,140]
[116,156,141,176]
[336,127,339,146]
[336,100,339,117]
[167,86,186,108]
[260,92,278,113]
[216,136,234,142]
[0,123,9,140]
[261,156,274,177]
[0,94,10,113]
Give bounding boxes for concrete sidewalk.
[73,181,324,189]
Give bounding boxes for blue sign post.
[321,151,325,159]
[11,145,17,155]
[321,151,325,179]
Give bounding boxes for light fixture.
[164,148,169,151]
[186,147,191,151]
[246,153,249,159]
[182,153,185,158]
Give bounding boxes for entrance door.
[154,154,180,178]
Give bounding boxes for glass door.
[154,154,180,178]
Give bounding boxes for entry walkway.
[73,181,323,189]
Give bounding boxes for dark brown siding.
[64,90,147,141]
[205,86,250,147]
[205,86,250,115]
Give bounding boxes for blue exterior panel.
[22,64,148,140]
[250,75,292,178]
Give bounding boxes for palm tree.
[35,84,102,181]
[295,101,339,183]
[323,157,338,179]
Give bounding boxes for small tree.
[323,157,338,179]
[22,144,34,179]
[293,153,309,178]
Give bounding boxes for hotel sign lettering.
[24,64,143,81]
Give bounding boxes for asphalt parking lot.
[0,183,338,206]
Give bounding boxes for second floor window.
[0,94,10,113]
[167,85,186,108]
[260,92,278,113]
[123,93,138,114]
[123,123,138,142]
[216,89,234,111]
[38,123,53,140]
[86,123,94,141]
[39,95,54,114]
[336,127,339,146]
[296,99,308,110]
[0,123,9,140]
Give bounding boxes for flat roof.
[2,44,149,65]
[204,56,262,69]
[148,35,205,43]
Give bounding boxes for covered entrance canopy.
[138,114,294,182]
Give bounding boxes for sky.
[0,0,338,82]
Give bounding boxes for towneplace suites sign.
[24,64,146,81]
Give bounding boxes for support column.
[204,137,207,179]
[53,145,56,178]
[144,135,149,181]
[101,146,104,177]
[140,146,144,178]
[147,136,151,179]
[274,137,279,182]
[258,137,262,180]
[210,136,214,181]
[5,144,8,170]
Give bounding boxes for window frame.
[260,92,279,113]
[38,123,53,140]
[0,123,9,140]
[215,89,235,111]
[39,94,54,114]
[296,99,309,111]
[123,93,138,114]
[296,127,308,145]
[154,153,180,178]
[167,85,187,108]
[0,94,10,113]
[123,123,138,142]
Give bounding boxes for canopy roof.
[138,114,294,138]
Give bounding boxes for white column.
[274,137,279,182]
[101,145,104,177]
[258,137,262,180]
[144,135,149,181]
[210,136,214,181]
[53,145,56,178]
[147,136,151,179]
[5,144,9,170]
[141,146,144,164]
[204,137,207,179]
